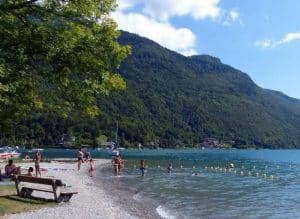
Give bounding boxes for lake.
[22,148,300,218]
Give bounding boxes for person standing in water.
[77,147,84,171]
[112,152,122,176]
[140,160,146,176]
[167,163,173,173]
[34,151,42,177]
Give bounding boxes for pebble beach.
[1,159,158,219]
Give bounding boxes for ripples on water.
[113,150,300,219]
[31,149,300,218]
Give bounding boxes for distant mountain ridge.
[4,31,300,148]
[97,31,300,148]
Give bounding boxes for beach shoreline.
[1,159,161,219]
[94,164,163,219]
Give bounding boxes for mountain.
[97,31,300,148]
[3,31,300,148]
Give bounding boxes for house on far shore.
[59,134,76,147]
[201,137,220,148]
[100,142,115,150]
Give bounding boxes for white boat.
[108,149,119,156]
[118,147,125,150]
[0,146,21,159]
[28,148,44,153]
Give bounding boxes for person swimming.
[167,163,173,173]
[226,163,235,169]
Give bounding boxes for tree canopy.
[0,0,130,131]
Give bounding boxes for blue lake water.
[22,149,300,218]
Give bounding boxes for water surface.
[25,149,300,218]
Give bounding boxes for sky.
[111,0,300,99]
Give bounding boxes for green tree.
[0,0,130,130]
[96,134,108,146]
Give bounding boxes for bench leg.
[19,188,26,197]
[25,189,33,197]
[56,194,64,203]
[63,194,73,202]
[20,188,33,197]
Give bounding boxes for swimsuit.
[35,164,40,170]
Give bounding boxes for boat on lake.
[28,148,44,153]
[0,146,21,159]
[108,149,119,156]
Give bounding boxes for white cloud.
[112,0,239,56]
[222,8,240,26]
[254,39,272,48]
[255,31,300,48]
[230,9,239,21]
[140,0,221,21]
[112,11,197,56]
[278,32,300,44]
[180,49,198,56]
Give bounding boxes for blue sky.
[112,0,300,99]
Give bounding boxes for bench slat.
[21,187,54,193]
[17,175,55,185]
[60,191,78,195]
[21,187,77,194]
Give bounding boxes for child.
[89,159,95,177]
[84,150,91,162]
[140,160,146,176]
[28,167,34,176]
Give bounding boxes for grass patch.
[0,185,56,216]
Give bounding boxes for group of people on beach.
[77,147,175,178]
[25,150,42,177]
[77,147,94,177]
[112,154,175,177]
[77,147,123,177]
[0,150,41,180]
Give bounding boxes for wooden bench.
[14,175,77,203]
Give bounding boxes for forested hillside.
[2,31,300,148]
